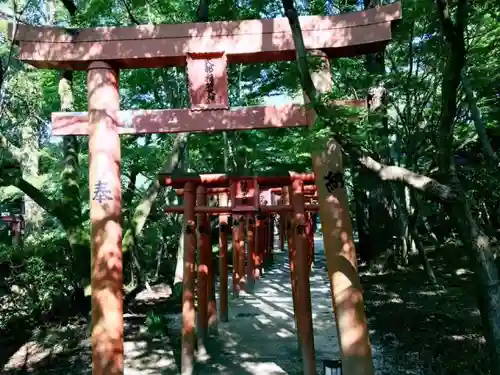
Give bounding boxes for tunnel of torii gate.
[160,172,322,371]
[8,3,401,375]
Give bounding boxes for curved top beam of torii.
[8,3,401,70]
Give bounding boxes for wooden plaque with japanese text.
[186,53,229,111]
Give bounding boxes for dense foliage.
[0,0,499,373]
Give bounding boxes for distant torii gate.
[161,172,320,374]
[0,214,24,245]
[9,3,401,375]
[270,185,317,268]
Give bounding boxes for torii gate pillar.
[87,61,123,375]
[311,55,374,374]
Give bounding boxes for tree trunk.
[452,186,500,373]
[412,226,437,285]
[56,2,90,288]
[435,0,500,371]
[282,0,500,371]
[122,132,188,253]
[20,123,42,234]
[353,181,371,263]
[58,70,90,285]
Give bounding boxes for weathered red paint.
[282,186,301,353]
[51,100,364,136]
[163,204,320,214]
[9,2,402,370]
[247,216,257,290]
[231,178,259,212]
[161,172,316,188]
[176,187,230,195]
[267,214,274,261]
[218,193,229,322]
[311,53,374,374]
[196,186,210,343]
[87,61,123,375]
[290,179,316,375]
[270,185,317,194]
[263,216,269,264]
[230,183,241,297]
[231,220,240,297]
[238,218,247,292]
[207,216,218,335]
[9,4,401,70]
[306,212,315,269]
[255,216,265,275]
[279,205,285,252]
[182,182,196,375]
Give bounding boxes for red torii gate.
[270,185,317,266]
[161,172,321,373]
[173,185,284,280]
[9,3,401,375]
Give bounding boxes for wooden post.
[231,215,241,297]
[197,186,209,343]
[310,52,374,375]
[182,182,196,375]
[283,186,301,352]
[256,215,265,275]
[230,182,242,296]
[247,215,256,290]
[238,219,247,291]
[261,215,269,262]
[306,211,315,270]
[290,179,316,375]
[313,139,373,375]
[219,193,229,322]
[268,213,274,261]
[207,214,217,334]
[279,207,285,251]
[88,61,123,375]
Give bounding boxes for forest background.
[0,0,499,373]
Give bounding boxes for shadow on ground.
[361,245,489,374]
[1,238,339,375]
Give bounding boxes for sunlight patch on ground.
[240,361,288,374]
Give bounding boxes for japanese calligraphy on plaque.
[204,59,216,102]
[186,54,229,110]
[92,180,113,204]
[324,171,345,193]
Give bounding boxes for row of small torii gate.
[163,174,324,373]
[8,3,401,375]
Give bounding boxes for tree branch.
[59,0,77,17]
[461,72,498,165]
[0,174,61,219]
[280,0,458,203]
[0,132,22,161]
[435,0,456,41]
[120,0,141,25]
[196,0,210,22]
[435,0,468,176]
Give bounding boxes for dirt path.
[122,236,341,374]
[2,236,358,375]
